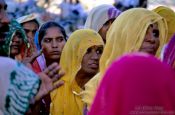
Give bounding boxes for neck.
[46,58,60,67]
[75,71,95,89]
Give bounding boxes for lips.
[50,51,61,55]
[89,63,99,69]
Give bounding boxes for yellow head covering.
[51,29,104,115]
[83,8,168,110]
[153,6,175,43]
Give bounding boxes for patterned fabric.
[163,34,175,70]
[84,4,121,32]
[1,19,30,60]
[0,57,40,115]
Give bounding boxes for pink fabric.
[89,53,175,115]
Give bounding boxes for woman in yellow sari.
[50,29,104,115]
[83,8,168,111]
[153,6,175,43]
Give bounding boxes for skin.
[139,23,160,55]
[0,1,64,113]
[98,18,115,43]
[0,0,10,43]
[10,32,23,58]
[76,45,103,88]
[22,20,39,41]
[41,26,66,66]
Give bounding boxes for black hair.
[38,21,67,46]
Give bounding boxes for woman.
[84,4,121,43]
[0,57,64,115]
[32,21,67,73]
[50,29,104,115]
[153,6,175,43]
[3,19,30,61]
[89,53,175,115]
[17,13,42,54]
[83,8,168,110]
[163,34,175,70]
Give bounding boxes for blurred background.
[6,0,175,34]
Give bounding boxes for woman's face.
[98,18,115,43]
[139,23,160,55]
[23,21,39,41]
[10,32,23,56]
[41,27,66,62]
[80,45,103,75]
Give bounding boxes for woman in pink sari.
[89,53,175,115]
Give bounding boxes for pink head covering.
[89,53,175,115]
[163,34,175,70]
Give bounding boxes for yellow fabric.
[82,8,168,110]
[50,29,104,115]
[153,6,175,43]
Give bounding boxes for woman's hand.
[34,62,65,102]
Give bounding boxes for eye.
[56,37,64,42]
[24,29,30,34]
[153,29,159,38]
[44,38,51,43]
[96,48,103,54]
[32,30,37,34]
[86,48,92,54]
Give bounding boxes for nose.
[91,52,99,60]
[27,31,34,40]
[51,40,58,48]
[12,36,20,43]
[1,11,10,25]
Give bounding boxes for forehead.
[44,27,63,37]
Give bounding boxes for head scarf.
[89,53,175,115]
[0,57,40,115]
[50,29,104,115]
[82,8,168,110]
[17,13,42,26]
[84,4,121,32]
[163,34,175,70]
[153,6,175,43]
[2,19,30,61]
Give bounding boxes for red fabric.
[32,59,42,73]
[89,53,175,115]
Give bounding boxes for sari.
[153,6,175,43]
[83,8,168,110]
[89,53,175,115]
[84,4,121,32]
[3,19,30,61]
[0,57,40,115]
[50,29,104,115]
[163,34,175,70]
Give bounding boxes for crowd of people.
[0,0,175,115]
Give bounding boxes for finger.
[52,71,65,82]
[44,63,59,75]
[28,51,42,64]
[51,81,64,92]
[48,65,61,78]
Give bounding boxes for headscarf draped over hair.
[89,53,175,115]
[50,29,104,115]
[2,20,29,60]
[84,4,121,32]
[153,6,175,43]
[83,8,168,110]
